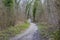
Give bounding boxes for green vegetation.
[32,0,38,22]
[38,24,48,36]
[53,29,60,40]
[38,24,60,40]
[0,22,30,40]
[0,0,60,40]
[3,0,14,7]
[38,24,48,30]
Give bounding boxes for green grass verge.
[0,22,30,40]
[38,24,60,40]
[52,29,60,40]
[38,24,48,30]
[55,30,60,40]
[38,24,48,36]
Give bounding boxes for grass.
[38,24,60,40]
[55,30,60,40]
[38,24,48,30]
[52,29,60,40]
[0,22,30,40]
[38,24,48,36]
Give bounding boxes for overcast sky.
[17,0,44,4]
[41,0,44,4]
[17,0,45,7]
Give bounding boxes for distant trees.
[4,0,14,26]
[0,1,59,40]
[29,0,60,40]
[14,0,21,24]
[0,0,14,30]
[25,0,33,19]
[0,0,4,30]
[55,0,60,28]
[54,0,60,40]
[32,0,37,22]
[37,0,60,40]
[0,0,28,30]
[32,0,44,22]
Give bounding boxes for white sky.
[41,0,44,4]
[17,0,45,7]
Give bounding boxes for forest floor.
[10,19,41,40]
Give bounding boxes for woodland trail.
[10,19,40,40]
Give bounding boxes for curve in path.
[10,19,40,40]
